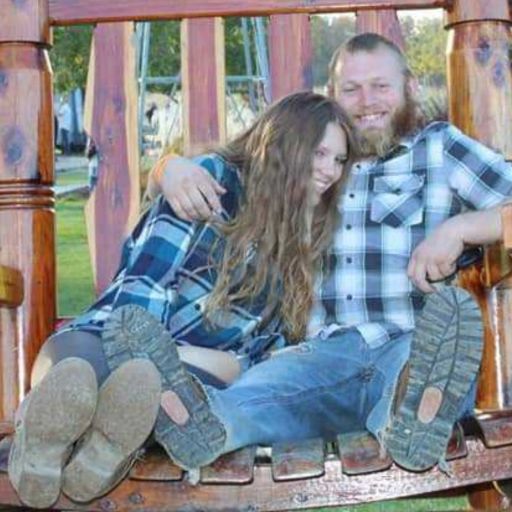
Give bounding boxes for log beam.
[48,0,448,26]
[0,0,55,432]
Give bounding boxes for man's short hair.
[328,33,413,93]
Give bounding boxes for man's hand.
[408,205,505,293]
[407,217,463,293]
[158,157,226,221]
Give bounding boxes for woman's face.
[310,122,348,206]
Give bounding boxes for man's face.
[332,46,410,156]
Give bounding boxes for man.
[132,33,512,472]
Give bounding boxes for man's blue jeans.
[205,329,477,454]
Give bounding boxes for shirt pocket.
[370,173,425,228]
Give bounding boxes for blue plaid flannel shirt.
[308,122,512,347]
[62,154,285,362]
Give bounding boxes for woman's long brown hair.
[205,91,358,342]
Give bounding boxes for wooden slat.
[1,437,512,511]
[271,438,325,481]
[355,9,405,49]
[130,445,183,481]
[48,0,449,26]
[268,14,313,101]
[84,22,140,295]
[0,265,23,308]
[502,203,512,251]
[337,431,392,475]
[445,423,468,461]
[181,18,225,154]
[476,410,512,448]
[201,446,256,483]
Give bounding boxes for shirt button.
[349,193,355,199]
[347,294,353,300]
[346,257,353,263]
[194,304,201,311]
[346,224,352,230]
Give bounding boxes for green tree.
[311,15,355,87]
[403,16,447,87]
[51,25,93,94]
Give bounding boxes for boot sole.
[8,358,97,509]
[103,305,226,470]
[62,358,161,502]
[383,286,483,471]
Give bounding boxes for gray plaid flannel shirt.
[308,122,512,347]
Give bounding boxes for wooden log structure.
[446,2,512,507]
[0,0,55,435]
[83,22,140,295]
[1,0,512,510]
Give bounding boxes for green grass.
[56,196,95,316]
[55,196,470,512]
[56,167,89,187]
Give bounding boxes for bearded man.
[136,33,512,472]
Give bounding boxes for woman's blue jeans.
[205,329,476,454]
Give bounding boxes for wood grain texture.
[181,18,226,154]
[446,22,512,159]
[0,31,55,429]
[446,9,512,421]
[48,0,449,26]
[0,0,50,44]
[268,14,313,101]
[446,0,510,26]
[355,9,405,49]
[0,437,512,510]
[83,23,140,295]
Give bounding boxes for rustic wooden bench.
[1,0,512,509]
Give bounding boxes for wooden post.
[446,1,512,509]
[268,14,313,101]
[181,18,225,155]
[0,0,54,432]
[355,9,405,50]
[84,22,140,295]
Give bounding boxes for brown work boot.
[8,358,98,509]
[62,358,161,502]
[103,305,226,471]
[383,286,483,471]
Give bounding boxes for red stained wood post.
[0,0,54,431]
[446,0,512,410]
[84,22,140,295]
[355,9,405,49]
[268,14,313,101]
[446,1,512,508]
[181,18,226,154]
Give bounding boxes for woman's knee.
[31,330,110,387]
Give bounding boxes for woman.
[9,91,357,508]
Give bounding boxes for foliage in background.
[51,25,93,93]
[50,15,447,94]
[312,15,356,87]
[401,15,447,87]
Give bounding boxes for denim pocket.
[371,173,424,228]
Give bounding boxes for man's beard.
[355,93,421,158]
